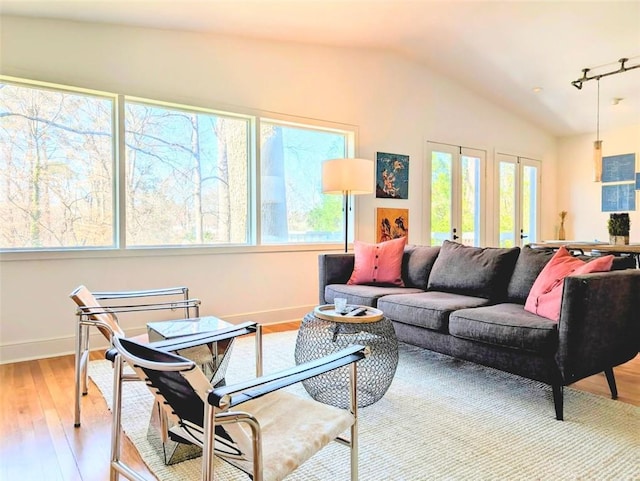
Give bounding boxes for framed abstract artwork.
[376,207,408,243]
[376,152,409,199]
[601,153,635,183]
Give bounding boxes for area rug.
[89,330,640,480]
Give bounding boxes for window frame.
[256,115,356,246]
[424,141,487,247]
[0,76,358,260]
[494,152,541,247]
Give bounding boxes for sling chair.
[70,285,201,428]
[108,329,367,481]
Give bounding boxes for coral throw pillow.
[524,246,613,321]
[347,237,407,286]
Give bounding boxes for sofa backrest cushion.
[427,240,520,300]
[506,245,555,304]
[402,245,441,290]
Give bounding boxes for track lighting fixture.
[571,56,639,182]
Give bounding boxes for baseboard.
[0,304,313,364]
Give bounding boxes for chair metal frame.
[108,326,366,481]
[70,285,201,427]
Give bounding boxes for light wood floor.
[1,322,638,481]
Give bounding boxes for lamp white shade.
[322,158,374,194]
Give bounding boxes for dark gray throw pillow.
[506,245,555,304]
[402,245,440,290]
[427,240,520,300]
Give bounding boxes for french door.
[496,153,541,247]
[426,142,485,246]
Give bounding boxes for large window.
[0,82,115,249]
[260,121,348,244]
[0,78,354,251]
[125,100,249,246]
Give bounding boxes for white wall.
[0,16,557,362]
[557,124,640,242]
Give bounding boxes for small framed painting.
[376,207,408,243]
[376,152,409,199]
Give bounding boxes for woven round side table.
[294,304,399,408]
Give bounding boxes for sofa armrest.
[318,253,355,304]
[556,269,640,383]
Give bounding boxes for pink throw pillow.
[347,237,407,286]
[524,246,613,321]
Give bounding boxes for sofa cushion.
[325,284,423,308]
[378,291,490,332]
[347,237,406,286]
[506,245,555,304]
[524,247,613,321]
[427,240,520,300]
[449,304,559,353]
[402,245,440,290]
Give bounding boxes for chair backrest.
[113,336,254,471]
[70,285,125,339]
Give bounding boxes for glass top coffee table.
[294,304,398,408]
[146,315,236,465]
[147,315,234,386]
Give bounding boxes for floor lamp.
[322,158,374,252]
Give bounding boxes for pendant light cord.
[596,77,600,142]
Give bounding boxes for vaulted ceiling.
[2,0,639,137]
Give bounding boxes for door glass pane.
[430,151,452,246]
[499,161,516,247]
[461,155,481,246]
[521,164,538,243]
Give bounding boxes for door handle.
[452,228,459,241]
[520,229,528,240]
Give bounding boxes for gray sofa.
[318,241,640,420]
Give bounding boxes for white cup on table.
[334,297,348,314]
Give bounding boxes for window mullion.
[116,94,127,249]
[253,117,262,246]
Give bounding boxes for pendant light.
[593,77,602,182]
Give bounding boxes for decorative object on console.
[347,236,407,286]
[322,157,374,252]
[607,212,630,245]
[375,152,409,199]
[524,246,613,321]
[558,211,567,240]
[376,207,408,242]
[570,57,640,182]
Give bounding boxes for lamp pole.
[343,190,349,253]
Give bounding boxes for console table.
[147,315,235,385]
[529,242,640,268]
